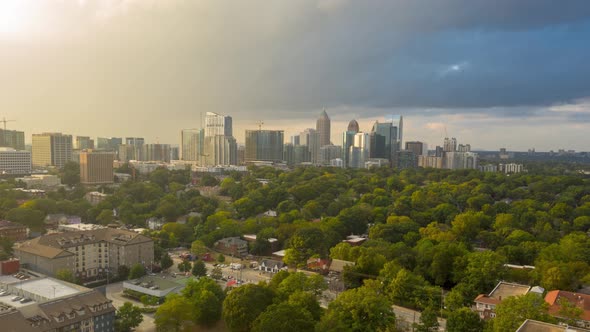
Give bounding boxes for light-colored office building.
[205,112,232,137]
[32,133,73,168]
[0,128,25,151]
[80,150,114,185]
[300,128,321,165]
[245,130,284,163]
[203,135,237,166]
[141,144,170,162]
[316,109,331,147]
[418,155,443,169]
[348,132,369,168]
[0,148,31,175]
[181,128,205,163]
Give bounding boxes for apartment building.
[0,148,31,175]
[14,228,153,280]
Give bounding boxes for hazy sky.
[2,0,590,151]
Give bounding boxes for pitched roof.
[329,259,355,273]
[15,238,74,259]
[545,290,590,321]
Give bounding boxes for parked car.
[20,298,32,304]
[11,296,22,302]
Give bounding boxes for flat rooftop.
[489,282,530,300]
[19,278,81,300]
[516,319,575,332]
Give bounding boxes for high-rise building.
[32,133,73,168]
[245,130,284,163]
[76,136,95,150]
[300,128,321,164]
[320,145,342,165]
[80,150,114,185]
[0,129,25,150]
[316,109,331,147]
[0,148,31,175]
[170,146,180,161]
[97,137,122,151]
[181,129,205,163]
[294,145,311,164]
[283,143,294,165]
[291,135,300,146]
[396,150,418,169]
[406,141,428,156]
[369,116,403,165]
[204,135,237,166]
[342,131,356,167]
[349,132,369,168]
[118,144,138,162]
[142,144,171,162]
[443,137,457,152]
[237,145,246,165]
[347,119,360,133]
[125,137,145,146]
[205,112,232,137]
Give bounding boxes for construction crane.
[0,117,15,132]
[257,121,264,131]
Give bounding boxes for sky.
[1,0,590,151]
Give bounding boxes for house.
[259,259,285,273]
[474,281,537,319]
[545,290,590,329]
[85,192,109,206]
[307,258,330,272]
[329,259,355,273]
[214,237,248,257]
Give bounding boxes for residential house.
[259,259,285,273]
[0,220,28,242]
[545,290,590,329]
[214,237,248,257]
[474,281,538,319]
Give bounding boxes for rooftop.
[516,319,584,332]
[19,278,82,300]
[475,281,531,305]
[546,290,590,321]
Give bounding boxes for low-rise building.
[259,259,285,273]
[14,228,153,280]
[15,175,61,189]
[329,259,355,274]
[214,237,248,257]
[0,276,115,332]
[474,281,535,319]
[0,148,31,175]
[123,275,193,299]
[516,319,583,332]
[0,220,28,241]
[545,290,590,329]
[85,191,109,205]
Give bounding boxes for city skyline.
[2,1,590,151]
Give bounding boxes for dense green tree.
[415,306,439,332]
[160,253,173,270]
[191,260,207,277]
[155,294,193,331]
[491,293,554,332]
[288,291,322,321]
[115,302,143,332]
[252,303,315,332]
[129,263,146,279]
[61,161,80,186]
[446,307,484,332]
[56,269,76,283]
[317,280,395,332]
[222,284,275,332]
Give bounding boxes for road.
[105,281,156,332]
[392,305,447,331]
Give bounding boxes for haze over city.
[2,0,590,150]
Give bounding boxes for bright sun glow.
[0,0,33,38]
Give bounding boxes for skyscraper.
[203,135,237,166]
[142,144,171,162]
[369,116,404,166]
[316,109,331,147]
[76,136,95,150]
[79,150,114,184]
[205,112,232,137]
[181,129,205,163]
[245,130,284,163]
[32,133,73,168]
[347,119,360,133]
[342,119,360,167]
[300,128,321,164]
[405,141,427,156]
[0,129,25,151]
[125,137,145,146]
[443,137,457,152]
[349,132,369,168]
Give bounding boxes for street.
[105,281,156,332]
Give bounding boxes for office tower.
[79,150,114,184]
[349,132,369,168]
[245,130,284,163]
[0,129,25,150]
[142,144,171,162]
[291,135,300,146]
[125,137,145,146]
[181,129,205,162]
[418,155,444,169]
[237,145,246,165]
[347,119,360,133]
[443,137,457,152]
[294,145,311,164]
[96,137,123,151]
[205,112,232,137]
[316,109,331,147]
[396,150,418,169]
[342,119,360,167]
[117,144,140,163]
[369,116,403,166]
[0,148,31,175]
[170,146,180,161]
[406,141,427,156]
[435,146,444,157]
[204,135,237,166]
[299,128,321,164]
[283,143,294,165]
[32,133,73,168]
[75,136,95,150]
[320,145,342,165]
[444,151,479,170]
